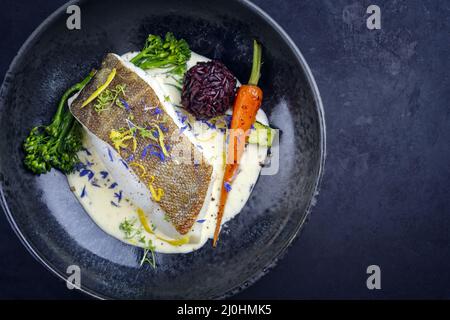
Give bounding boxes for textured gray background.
[0,0,449,299]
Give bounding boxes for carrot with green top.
[213,40,263,247]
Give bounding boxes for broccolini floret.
[23,72,95,174]
[130,32,191,76]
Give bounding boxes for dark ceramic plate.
[0,0,325,299]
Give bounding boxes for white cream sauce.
[67,51,269,253]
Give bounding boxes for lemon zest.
[109,128,137,153]
[137,208,190,246]
[137,208,154,234]
[81,68,117,108]
[150,123,169,157]
[129,162,146,178]
[196,131,217,142]
[222,151,226,169]
[162,235,190,246]
[148,175,164,202]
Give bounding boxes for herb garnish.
[119,217,138,239]
[94,84,127,113]
[140,239,157,268]
[119,217,156,268]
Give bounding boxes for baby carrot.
[213,40,263,247]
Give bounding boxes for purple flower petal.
[152,107,163,115]
[224,182,232,193]
[201,119,216,129]
[80,169,94,180]
[111,201,120,207]
[108,149,114,162]
[114,190,123,203]
[119,159,129,169]
[159,124,168,132]
[179,125,188,134]
[142,144,165,161]
[80,186,86,198]
[109,182,118,189]
[74,162,85,172]
[119,98,130,111]
[91,181,101,188]
[82,148,92,156]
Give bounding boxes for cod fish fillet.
[70,53,213,238]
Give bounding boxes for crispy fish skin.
[70,53,213,235]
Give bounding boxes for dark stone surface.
[0,0,449,299]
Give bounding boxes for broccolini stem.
[53,71,96,123]
[65,116,82,145]
[130,51,144,65]
[58,112,76,142]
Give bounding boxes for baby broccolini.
[23,71,95,174]
[130,32,191,76]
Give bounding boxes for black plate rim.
[0,0,326,300]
